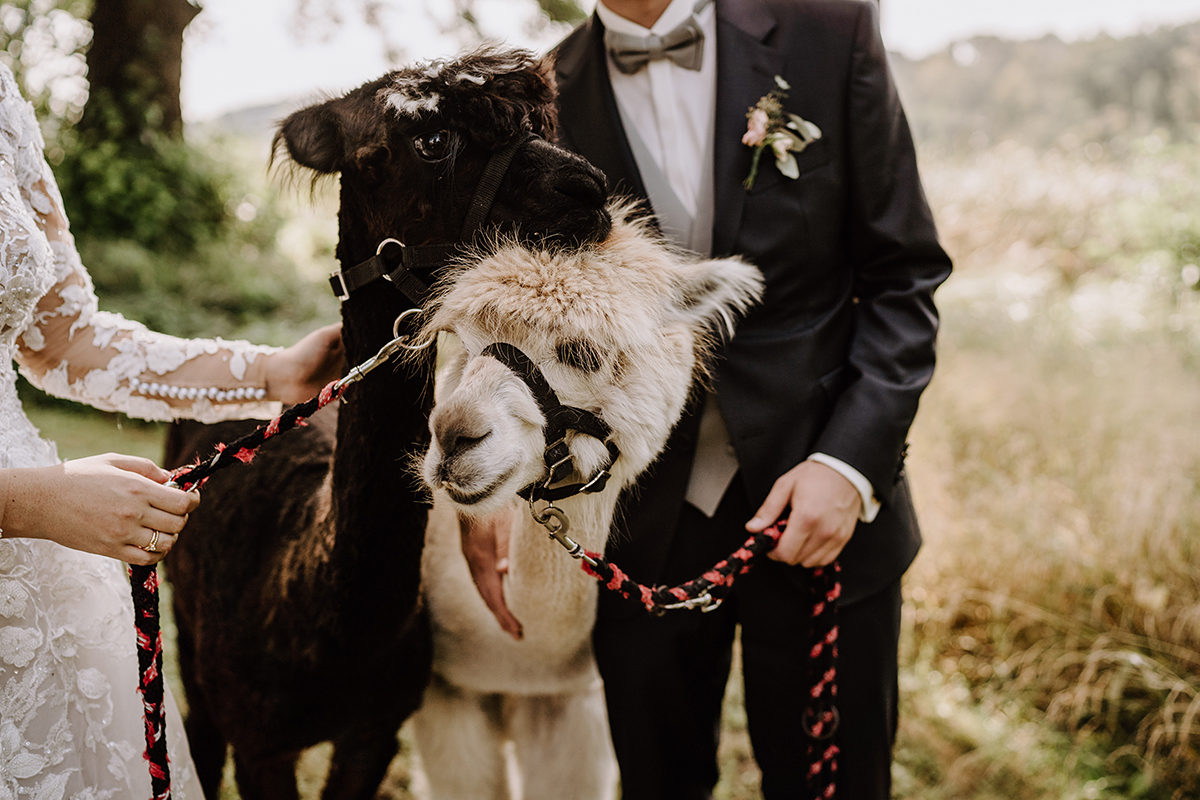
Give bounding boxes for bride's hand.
[0,454,200,565]
[265,323,344,405]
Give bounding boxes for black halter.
[481,342,621,504]
[329,132,538,304]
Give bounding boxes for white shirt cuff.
[807,453,881,523]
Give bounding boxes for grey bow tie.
[604,0,713,75]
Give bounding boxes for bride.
[0,63,342,798]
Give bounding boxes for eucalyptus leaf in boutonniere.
[741,75,822,190]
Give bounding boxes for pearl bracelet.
[130,377,267,402]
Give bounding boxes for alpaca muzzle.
[478,342,621,505]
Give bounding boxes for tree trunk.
[79,0,200,140]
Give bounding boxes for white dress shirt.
[597,0,881,523]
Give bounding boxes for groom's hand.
[746,459,860,567]
[459,507,523,640]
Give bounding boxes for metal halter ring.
[376,237,404,256]
[140,530,161,553]
[392,308,435,351]
[533,504,569,534]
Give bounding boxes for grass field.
[20,138,1200,799]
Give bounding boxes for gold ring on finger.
[139,530,161,553]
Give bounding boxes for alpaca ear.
[273,93,386,175]
[529,56,560,142]
[668,258,764,340]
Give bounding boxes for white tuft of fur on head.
[384,91,441,117]
[379,45,538,119]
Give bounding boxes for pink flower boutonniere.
[742,75,822,190]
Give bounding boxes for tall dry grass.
[897,136,1200,798]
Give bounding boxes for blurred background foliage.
[5,0,1200,798]
[891,23,1200,150]
[886,21,1200,800]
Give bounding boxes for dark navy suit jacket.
[553,0,952,606]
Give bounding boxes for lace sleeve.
[2,71,282,423]
[15,187,283,422]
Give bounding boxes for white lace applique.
[0,536,200,799]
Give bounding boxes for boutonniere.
[741,76,822,190]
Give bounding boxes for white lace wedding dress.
[0,64,285,799]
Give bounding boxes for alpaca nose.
[434,416,493,461]
[546,156,611,245]
[553,161,607,211]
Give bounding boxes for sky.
[180,0,1200,123]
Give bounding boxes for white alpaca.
[413,204,763,800]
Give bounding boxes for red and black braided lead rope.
[127,377,348,800]
[804,561,841,800]
[127,562,171,800]
[580,521,841,799]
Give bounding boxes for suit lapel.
[554,16,648,205]
[712,0,783,256]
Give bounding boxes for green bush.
[54,129,230,252]
[47,108,332,341]
[76,235,324,338]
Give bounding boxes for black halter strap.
[459,132,533,242]
[329,132,539,304]
[481,342,621,503]
[328,239,456,304]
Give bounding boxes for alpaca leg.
[321,730,400,800]
[232,750,301,800]
[413,677,509,800]
[174,617,227,798]
[179,692,228,800]
[508,685,618,800]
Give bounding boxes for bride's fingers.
[137,528,177,555]
[145,484,200,516]
[141,507,189,535]
[103,453,173,484]
[124,546,164,566]
[122,529,177,565]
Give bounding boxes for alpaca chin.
[423,439,542,517]
[436,479,523,519]
[438,467,516,509]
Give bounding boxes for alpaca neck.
[321,220,435,624]
[504,491,618,622]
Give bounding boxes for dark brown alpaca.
[163,47,610,800]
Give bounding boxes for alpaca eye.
[413,130,453,161]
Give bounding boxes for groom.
[465,0,951,797]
